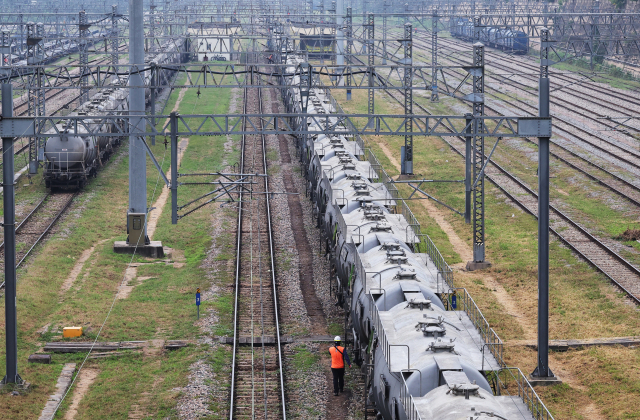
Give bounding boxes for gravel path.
[266,87,364,419]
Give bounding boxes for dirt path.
[377,142,472,263]
[147,138,189,239]
[64,368,99,420]
[59,238,111,300]
[160,88,188,129]
[59,246,95,294]
[323,364,353,419]
[278,134,327,334]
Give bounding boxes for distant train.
[449,18,529,55]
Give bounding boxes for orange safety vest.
[329,346,345,368]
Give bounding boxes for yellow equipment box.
[63,327,83,338]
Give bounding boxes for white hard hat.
[334,336,341,341]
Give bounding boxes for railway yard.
[1,0,640,419]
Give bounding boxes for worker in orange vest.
[329,336,351,396]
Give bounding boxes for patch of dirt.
[59,239,111,298]
[143,339,165,358]
[378,142,472,263]
[37,322,51,335]
[163,247,186,268]
[64,368,99,420]
[616,228,640,241]
[159,88,188,129]
[465,272,536,341]
[147,138,189,239]
[115,267,138,300]
[59,246,95,294]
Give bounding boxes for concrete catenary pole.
[128,0,148,245]
[1,83,22,385]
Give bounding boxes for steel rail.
[229,71,286,418]
[229,87,247,420]
[0,193,50,252]
[389,26,640,135]
[0,192,76,290]
[259,71,287,420]
[404,25,639,109]
[16,192,76,267]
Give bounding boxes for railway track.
[230,71,286,419]
[407,32,640,169]
[394,32,640,207]
[0,191,76,290]
[373,36,640,209]
[376,68,640,304]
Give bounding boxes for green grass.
[291,345,321,371]
[0,73,240,418]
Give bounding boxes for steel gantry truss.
[471,40,486,267]
[401,22,413,175]
[78,10,90,105]
[366,12,374,121]
[431,8,438,102]
[0,113,552,140]
[381,0,387,65]
[26,22,45,174]
[111,5,119,67]
[345,6,352,100]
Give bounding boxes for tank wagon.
[43,39,183,189]
[283,54,543,420]
[450,18,529,55]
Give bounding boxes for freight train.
[283,54,545,419]
[42,39,184,189]
[449,18,529,55]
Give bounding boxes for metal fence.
[415,233,454,291]
[451,287,504,368]
[497,367,556,420]
[400,374,424,420]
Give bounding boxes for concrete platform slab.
[466,260,492,271]
[113,241,164,258]
[529,374,562,386]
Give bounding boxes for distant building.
[188,24,240,62]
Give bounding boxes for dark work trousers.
[331,367,345,393]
